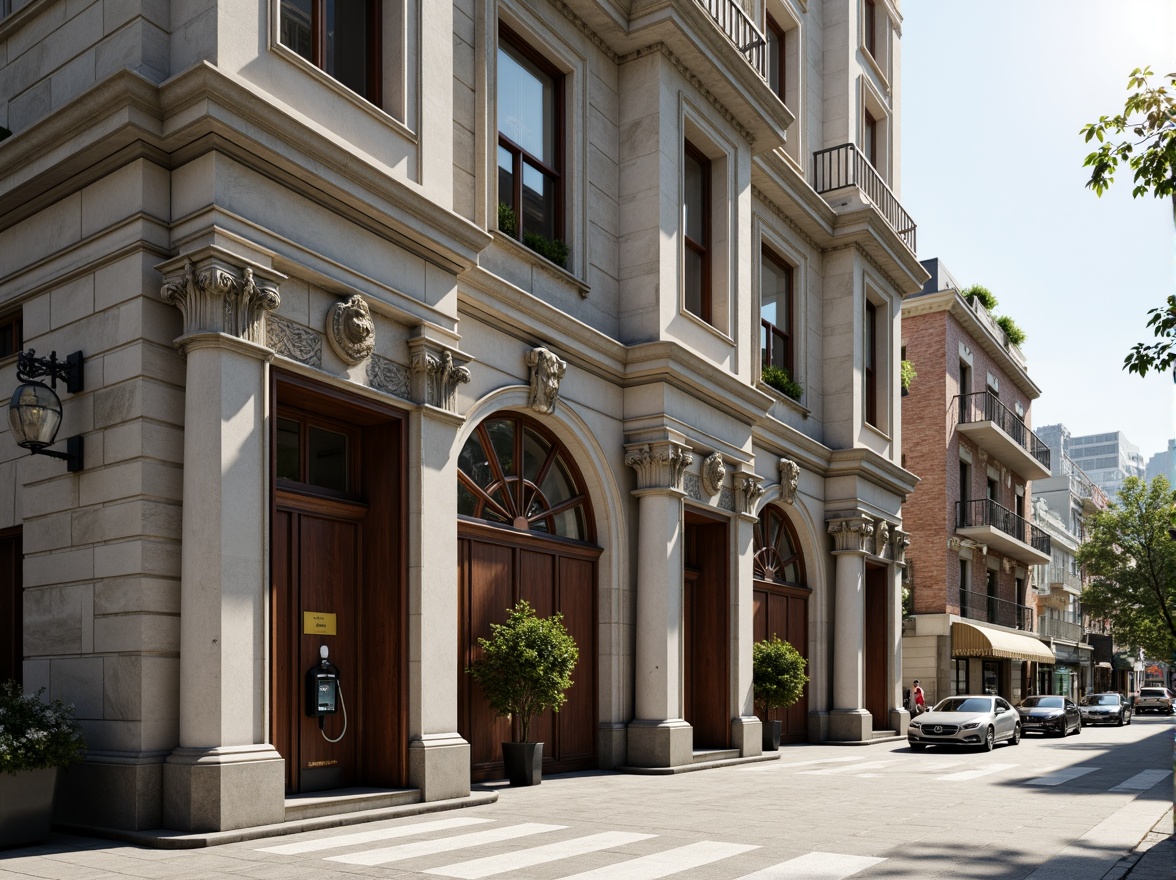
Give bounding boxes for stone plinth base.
[163,745,285,832]
[626,719,693,767]
[890,708,911,735]
[408,733,470,802]
[730,716,763,756]
[827,709,873,743]
[597,722,627,769]
[57,755,164,831]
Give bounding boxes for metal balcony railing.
[957,391,1051,472]
[959,588,1034,632]
[812,143,916,252]
[1038,616,1084,643]
[957,498,1052,557]
[1047,567,1083,592]
[697,0,767,79]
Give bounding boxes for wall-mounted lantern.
[7,349,84,472]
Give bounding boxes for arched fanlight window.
[457,414,592,542]
[753,505,805,585]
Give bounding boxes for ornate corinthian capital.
[735,473,765,517]
[525,347,567,415]
[890,528,911,566]
[624,442,693,492]
[159,254,282,344]
[410,348,472,413]
[827,516,875,554]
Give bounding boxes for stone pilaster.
[827,515,874,743]
[889,527,912,733]
[157,248,286,832]
[624,440,694,768]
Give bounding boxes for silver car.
[908,695,1020,751]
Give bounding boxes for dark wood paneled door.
[864,563,888,730]
[458,524,597,782]
[0,528,21,686]
[683,515,729,750]
[753,582,809,743]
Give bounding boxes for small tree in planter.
[0,681,87,846]
[466,600,578,785]
[752,636,808,751]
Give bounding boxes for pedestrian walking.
[911,680,926,715]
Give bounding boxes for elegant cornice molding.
[751,185,822,251]
[625,441,693,492]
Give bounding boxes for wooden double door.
[458,524,598,781]
[752,581,809,743]
[270,374,405,794]
[683,515,730,750]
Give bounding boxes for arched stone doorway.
[753,505,810,744]
[456,413,600,781]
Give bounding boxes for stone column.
[405,335,472,801]
[157,249,286,832]
[625,440,693,767]
[732,472,765,756]
[827,515,874,742]
[889,528,912,733]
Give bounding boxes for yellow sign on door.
[303,612,337,636]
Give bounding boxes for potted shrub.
[761,363,804,401]
[0,681,86,847]
[752,636,808,751]
[466,600,578,786]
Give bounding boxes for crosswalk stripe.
[740,756,862,771]
[938,763,1017,781]
[1025,767,1100,786]
[325,823,566,866]
[801,760,897,776]
[733,851,886,879]
[424,831,656,879]
[256,816,494,854]
[1110,769,1171,792]
[553,840,759,880]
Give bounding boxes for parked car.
[1133,687,1175,714]
[1017,695,1081,736]
[1079,693,1132,726]
[907,695,1020,751]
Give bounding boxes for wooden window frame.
[497,23,565,243]
[683,140,712,324]
[0,312,22,360]
[280,0,382,104]
[274,406,363,503]
[864,0,876,58]
[864,300,878,426]
[760,245,794,377]
[863,109,878,169]
[765,14,786,103]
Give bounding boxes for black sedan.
[1017,695,1081,736]
[1080,693,1132,726]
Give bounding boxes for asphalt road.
[3,715,1173,880]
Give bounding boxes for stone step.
[872,729,898,739]
[284,787,421,822]
[692,748,741,763]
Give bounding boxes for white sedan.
[908,695,1020,751]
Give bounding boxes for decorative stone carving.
[525,347,567,414]
[160,257,281,344]
[366,353,411,399]
[624,442,692,492]
[828,516,875,554]
[410,349,471,413]
[891,529,911,566]
[719,487,735,512]
[326,294,375,365]
[874,520,891,558]
[701,453,725,495]
[735,474,765,517]
[267,315,323,367]
[778,458,800,504]
[683,473,703,501]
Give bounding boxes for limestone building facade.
[0,0,924,833]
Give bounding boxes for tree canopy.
[1077,476,1176,660]
[1081,67,1176,378]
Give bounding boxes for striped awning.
[951,621,1055,663]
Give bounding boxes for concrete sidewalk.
[1102,810,1174,880]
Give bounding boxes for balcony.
[956,391,1051,481]
[697,0,767,80]
[1048,566,1083,595]
[959,589,1034,632]
[813,143,916,252]
[1038,616,1085,643]
[956,498,1051,566]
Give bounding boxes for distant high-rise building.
[1065,431,1145,499]
[1145,440,1176,486]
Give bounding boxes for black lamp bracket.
[16,350,84,394]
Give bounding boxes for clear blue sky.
[901,0,1176,464]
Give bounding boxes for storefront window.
[983,661,1000,695]
[953,659,968,694]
